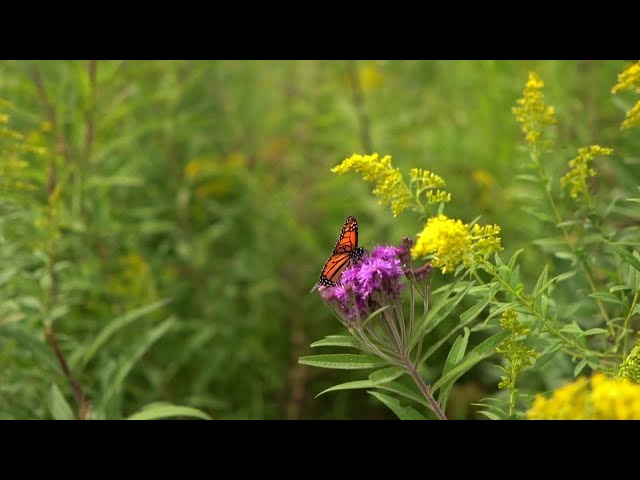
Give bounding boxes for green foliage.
[1,60,639,420]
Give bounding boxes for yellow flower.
[411,215,502,274]
[612,61,640,130]
[359,64,385,93]
[560,145,613,199]
[410,168,451,205]
[332,153,411,217]
[617,336,640,383]
[512,72,557,150]
[611,61,640,94]
[527,374,640,420]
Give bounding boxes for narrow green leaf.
[532,271,577,305]
[98,317,175,413]
[367,391,427,420]
[533,265,549,302]
[49,384,75,420]
[127,403,212,420]
[460,287,496,324]
[532,342,563,371]
[438,327,470,408]
[378,381,428,407]
[588,292,624,305]
[580,328,609,337]
[421,282,474,337]
[477,410,502,420]
[432,331,510,392]
[369,367,405,385]
[316,380,374,398]
[610,285,631,293]
[298,354,387,370]
[1,326,60,375]
[574,358,588,376]
[611,245,640,273]
[310,335,360,348]
[514,174,540,184]
[507,249,525,271]
[77,298,171,371]
[560,322,584,336]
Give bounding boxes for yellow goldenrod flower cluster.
[512,72,557,150]
[611,61,640,130]
[410,168,452,205]
[617,336,640,384]
[332,153,412,217]
[496,310,539,392]
[560,145,614,199]
[527,373,640,420]
[411,214,502,273]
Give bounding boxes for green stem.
[482,260,611,360]
[405,362,447,420]
[621,288,640,357]
[531,151,613,334]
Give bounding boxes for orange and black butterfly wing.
[314,216,366,290]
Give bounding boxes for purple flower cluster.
[320,245,405,322]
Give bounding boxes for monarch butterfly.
[312,216,366,292]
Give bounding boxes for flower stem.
[406,362,447,420]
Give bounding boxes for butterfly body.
[312,216,366,291]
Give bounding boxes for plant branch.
[45,326,91,419]
[405,361,447,420]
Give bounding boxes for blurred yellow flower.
[612,61,640,130]
[411,215,502,274]
[184,152,246,200]
[560,145,613,199]
[527,374,640,420]
[512,72,557,150]
[611,61,640,94]
[359,64,385,93]
[332,153,411,217]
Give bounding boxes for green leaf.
[588,292,624,305]
[507,249,525,271]
[533,265,549,305]
[419,281,474,338]
[438,327,470,409]
[611,245,640,273]
[610,284,631,293]
[560,322,584,336]
[76,298,171,371]
[126,403,212,420]
[460,286,497,325]
[49,384,75,420]
[532,342,563,371]
[432,331,510,392]
[316,380,374,397]
[310,335,360,348]
[98,317,176,414]
[574,358,588,376]
[378,381,428,407]
[369,367,405,385]
[580,328,609,337]
[367,391,427,420]
[419,294,494,365]
[298,354,387,370]
[514,174,541,184]
[0,325,61,375]
[532,271,577,305]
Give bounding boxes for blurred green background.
[0,60,637,419]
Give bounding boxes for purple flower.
[319,244,405,324]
